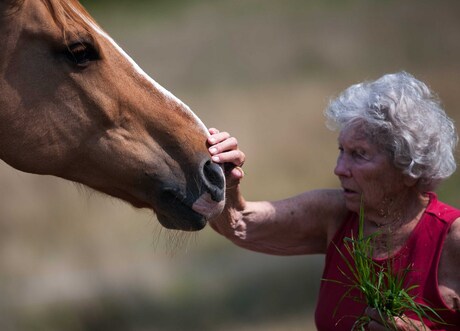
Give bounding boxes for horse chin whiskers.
[166,229,198,256]
[72,181,105,204]
[151,221,199,256]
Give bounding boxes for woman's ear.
[403,175,418,187]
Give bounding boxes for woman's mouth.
[343,188,359,196]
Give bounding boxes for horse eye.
[65,42,100,67]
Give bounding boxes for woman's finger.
[211,150,245,166]
[225,166,245,191]
[209,136,239,156]
[207,131,231,146]
[366,308,387,323]
[208,127,219,135]
[365,308,393,330]
[367,320,391,331]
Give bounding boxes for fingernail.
[208,138,216,144]
[209,147,217,154]
[212,156,220,162]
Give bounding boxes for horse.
[0,0,226,231]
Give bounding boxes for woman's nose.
[334,155,351,177]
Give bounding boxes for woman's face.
[334,126,411,217]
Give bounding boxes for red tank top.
[315,192,460,330]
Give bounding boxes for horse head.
[0,0,225,231]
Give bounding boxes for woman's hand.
[206,128,246,232]
[207,128,245,188]
[365,307,432,331]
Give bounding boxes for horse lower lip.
[157,212,206,231]
[157,189,207,231]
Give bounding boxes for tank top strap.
[424,192,460,223]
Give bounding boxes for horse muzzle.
[153,158,226,231]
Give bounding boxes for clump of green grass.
[330,200,445,330]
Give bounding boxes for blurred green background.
[1,0,460,330]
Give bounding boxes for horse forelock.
[40,0,99,42]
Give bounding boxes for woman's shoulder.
[445,216,460,249]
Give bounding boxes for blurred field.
[1,0,460,330]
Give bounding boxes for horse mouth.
[157,212,206,231]
[155,189,208,231]
[146,160,226,231]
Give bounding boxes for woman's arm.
[207,128,347,255]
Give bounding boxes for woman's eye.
[65,42,100,67]
[353,150,367,160]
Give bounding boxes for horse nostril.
[202,160,225,202]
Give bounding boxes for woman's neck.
[364,191,430,258]
[367,191,429,228]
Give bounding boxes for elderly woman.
[206,72,460,330]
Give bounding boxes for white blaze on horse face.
[71,6,210,137]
